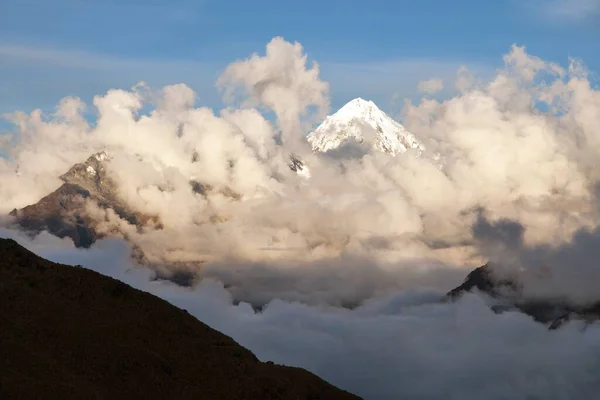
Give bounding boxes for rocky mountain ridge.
[9,152,152,248]
[446,263,600,330]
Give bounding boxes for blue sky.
[1,0,599,122]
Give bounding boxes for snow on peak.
[94,151,110,161]
[307,98,424,156]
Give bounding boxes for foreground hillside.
[0,238,360,400]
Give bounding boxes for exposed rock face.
[288,153,311,178]
[446,264,518,300]
[10,183,99,247]
[9,152,153,248]
[9,150,250,248]
[0,238,361,400]
[447,263,600,330]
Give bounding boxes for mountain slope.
[9,152,242,249]
[0,238,361,400]
[307,98,424,156]
[446,263,600,329]
[9,152,155,248]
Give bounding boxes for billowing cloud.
[218,37,329,151]
[3,41,600,285]
[4,38,600,398]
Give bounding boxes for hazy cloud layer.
[3,229,600,400]
[536,0,600,21]
[0,42,492,116]
[417,78,444,94]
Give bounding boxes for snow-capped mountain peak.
[307,97,424,156]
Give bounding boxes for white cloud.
[3,40,597,277]
[4,38,600,399]
[218,37,330,150]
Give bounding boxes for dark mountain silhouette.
[446,264,517,299]
[446,263,600,330]
[0,238,361,400]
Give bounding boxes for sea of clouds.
[3,37,600,398]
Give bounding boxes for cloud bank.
[3,229,600,400]
[3,37,600,398]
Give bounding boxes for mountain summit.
[307,98,424,156]
[9,152,153,248]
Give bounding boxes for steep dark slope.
[0,239,361,400]
[446,264,517,300]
